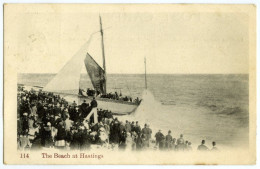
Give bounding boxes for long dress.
[55,126,66,147]
[43,127,53,148]
[125,134,133,151]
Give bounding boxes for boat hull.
[78,96,139,115]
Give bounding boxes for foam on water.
[132,89,162,122]
[117,89,173,139]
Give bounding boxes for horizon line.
[18,72,249,75]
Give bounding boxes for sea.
[18,73,249,149]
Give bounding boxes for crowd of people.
[17,85,218,152]
[154,131,218,151]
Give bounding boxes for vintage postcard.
[3,4,256,164]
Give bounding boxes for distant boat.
[43,16,143,115]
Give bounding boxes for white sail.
[43,35,94,95]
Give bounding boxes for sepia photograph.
[3,3,256,165]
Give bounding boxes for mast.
[99,15,107,94]
[144,57,147,89]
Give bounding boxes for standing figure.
[197,140,209,151]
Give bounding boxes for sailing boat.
[43,16,140,115]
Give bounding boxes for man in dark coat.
[111,121,120,144]
[134,121,141,135]
[53,104,61,116]
[21,113,29,135]
[81,100,89,117]
[155,130,164,146]
[90,97,98,108]
[125,120,131,133]
[131,121,135,133]
[165,130,173,150]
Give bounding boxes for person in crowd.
[155,130,164,146]
[70,127,81,150]
[110,120,120,144]
[136,133,144,151]
[79,126,91,150]
[42,122,53,148]
[30,104,37,118]
[147,125,152,143]
[172,138,177,151]
[197,140,209,151]
[158,135,166,150]
[177,134,184,145]
[64,115,73,131]
[91,97,98,108]
[135,97,140,104]
[131,121,135,133]
[72,101,77,108]
[125,120,131,133]
[125,132,133,150]
[187,142,193,151]
[21,112,29,136]
[141,124,150,148]
[134,121,141,135]
[55,121,66,149]
[165,130,173,150]
[119,121,126,144]
[103,120,110,141]
[176,134,185,151]
[211,141,218,151]
[184,140,189,150]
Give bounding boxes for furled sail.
[84,53,106,94]
[43,35,94,95]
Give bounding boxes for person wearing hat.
[165,130,173,150]
[81,99,89,117]
[134,121,141,135]
[155,129,164,147]
[141,124,150,148]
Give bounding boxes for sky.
[5,4,251,74]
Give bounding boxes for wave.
[132,89,163,122]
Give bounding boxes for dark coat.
[56,126,66,141]
[90,99,97,108]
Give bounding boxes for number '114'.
[20,153,29,158]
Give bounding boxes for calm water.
[18,73,249,148]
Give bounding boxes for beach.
[18,73,249,149]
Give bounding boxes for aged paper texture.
[4,4,256,164]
